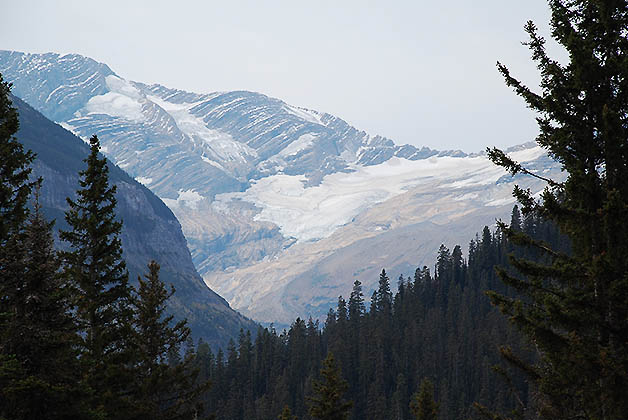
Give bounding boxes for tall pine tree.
[409,378,439,420]
[487,1,628,418]
[60,134,134,418]
[132,260,210,420]
[307,352,352,420]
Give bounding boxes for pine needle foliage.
[60,134,135,417]
[307,352,353,420]
[487,1,628,418]
[409,378,439,420]
[132,260,211,420]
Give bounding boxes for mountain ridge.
[0,50,561,324]
[11,93,257,346]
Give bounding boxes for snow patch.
[59,121,81,138]
[85,75,144,122]
[283,105,324,126]
[201,155,226,171]
[279,133,317,157]
[135,176,153,186]
[148,95,257,163]
[509,146,546,163]
[454,192,479,201]
[162,189,205,210]
[485,197,516,207]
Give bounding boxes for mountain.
[11,94,256,348]
[0,50,562,324]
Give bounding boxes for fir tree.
[0,189,86,419]
[348,280,365,323]
[0,73,37,359]
[0,74,35,246]
[60,134,134,417]
[509,205,522,232]
[307,352,352,420]
[375,269,392,316]
[0,76,85,419]
[409,378,438,420]
[132,260,210,420]
[487,1,628,418]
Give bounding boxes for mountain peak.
[0,50,557,324]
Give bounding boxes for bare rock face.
[13,95,256,349]
[1,50,561,325]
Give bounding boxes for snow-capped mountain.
[0,50,562,324]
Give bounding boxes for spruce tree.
[0,72,32,419]
[60,134,134,417]
[375,269,392,316]
[0,75,85,419]
[348,280,365,323]
[307,352,352,420]
[0,190,86,419]
[0,74,35,245]
[487,1,628,418]
[0,73,36,348]
[132,260,210,420]
[409,378,438,420]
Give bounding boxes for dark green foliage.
[0,191,85,419]
[0,79,83,419]
[60,134,135,416]
[0,74,35,244]
[194,215,565,420]
[307,352,352,420]
[132,260,210,419]
[409,379,439,420]
[0,80,212,419]
[487,1,628,418]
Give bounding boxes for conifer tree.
[409,378,438,420]
[0,72,32,419]
[307,352,352,420]
[348,280,365,323]
[1,190,86,419]
[375,269,392,316]
[0,74,35,246]
[60,134,134,417]
[487,1,628,418]
[0,75,85,419]
[132,260,210,420]
[0,74,36,346]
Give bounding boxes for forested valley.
[0,74,570,419]
[2,1,628,419]
[192,208,568,420]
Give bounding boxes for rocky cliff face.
[1,50,562,324]
[12,94,256,348]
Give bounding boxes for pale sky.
[1,1,564,152]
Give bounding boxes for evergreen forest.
[192,209,568,420]
[2,1,628,419]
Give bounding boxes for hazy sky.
[1,1,565,152]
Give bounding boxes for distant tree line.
[2,0,628,418]
[189,207,566,420]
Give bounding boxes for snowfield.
[85,75,145,122]
[216,147,547,242]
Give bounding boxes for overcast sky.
[1,1,565,152]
